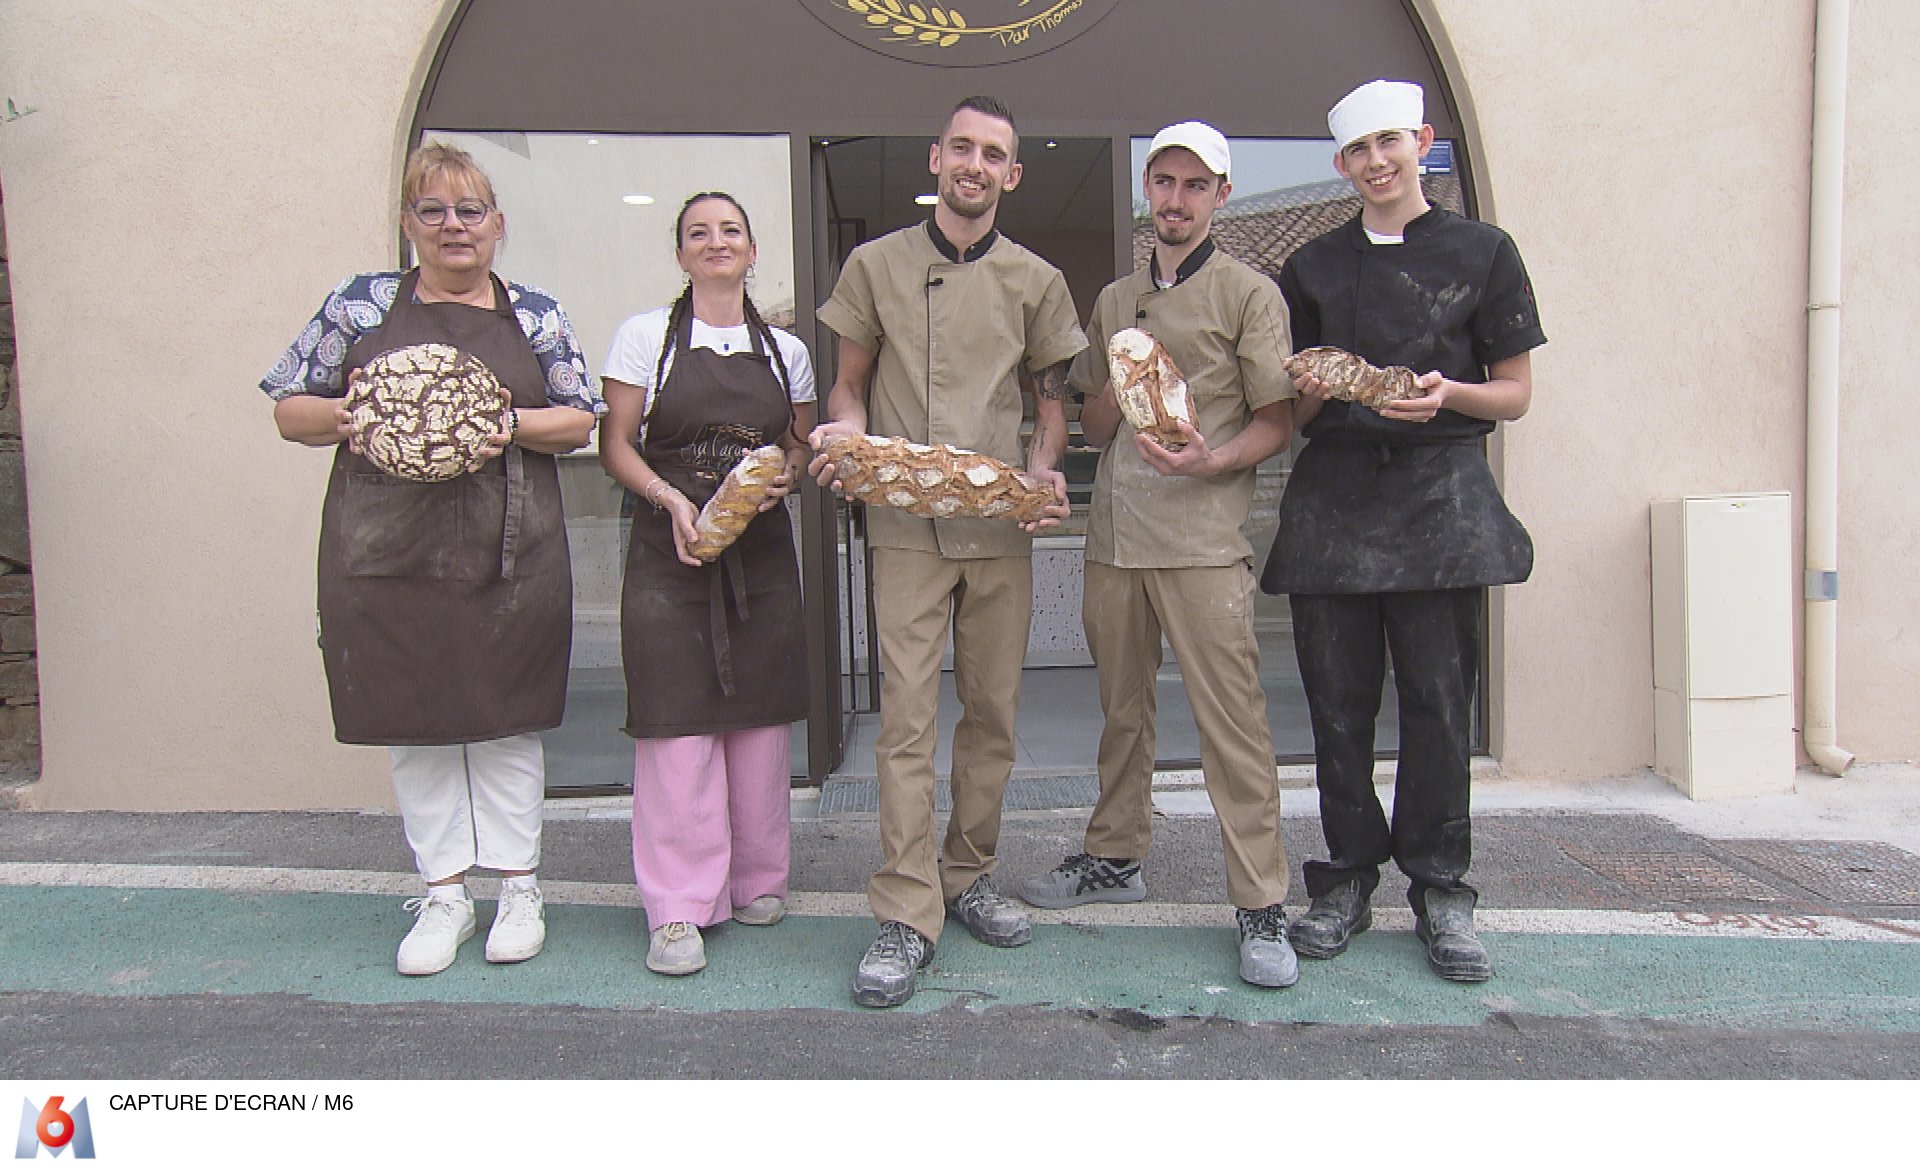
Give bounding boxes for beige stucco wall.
[0,0,1910,810]
[0,0,459,808]
[1829,0,1919,760]
[1432,0,1914,775]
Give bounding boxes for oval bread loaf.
[687,444,788,562]
[818,434,1057,524]
[1283,346,1419,410]
[345,342,513,482]
[1107,328,1192,450]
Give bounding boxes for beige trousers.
[1082,560,1288,910]
[868,548,1032,943]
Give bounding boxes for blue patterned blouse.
[260,271,600,413]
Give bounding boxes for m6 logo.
[14,1097,96,1160]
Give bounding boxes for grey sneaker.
[732,895,786,926]
[1236,904,1300,988]
[1020,852,1146,909]
[947,874,1032,947]
[852,920,935,1008]
[1416,890,1493,983]
[646,921,706,976]
[1290,879,1373,959]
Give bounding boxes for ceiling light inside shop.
[914,193,938,205]
[622,194,655,206]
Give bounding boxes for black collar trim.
[1148,237,1216,287]
[926,219,998,263]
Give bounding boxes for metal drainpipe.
[1803,0,1854,775]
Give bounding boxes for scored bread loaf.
[346,342,513,482]
[818,434,1057,524]
[1283,346,1420,410]
[1107,328,1192,450]
[687,444,788,561]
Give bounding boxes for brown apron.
[316,269,572,745]
[621,310,806,738]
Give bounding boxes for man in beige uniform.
[1020,122,1299,988]
[810,96,1088,1008]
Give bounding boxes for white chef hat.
[1327,80,1425,149]
[1145,121,1231,181]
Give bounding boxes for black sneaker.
[946,874,1032,946]
[1020,852,1146,909]
[1289,879,1373,959]
[852,921,935,1008]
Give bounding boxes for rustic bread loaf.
[1107,328,1192,450]
[687,444,787,561]
[346,342,512,482]
[1283,346,1420,410]
[817,434,1057,523]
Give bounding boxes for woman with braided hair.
[599,192,816,976]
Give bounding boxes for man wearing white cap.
[1260,80,1546,982]
[1021,121,1300,989]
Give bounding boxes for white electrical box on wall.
[1650,493,1795,799]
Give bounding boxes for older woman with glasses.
[261,141,599,977]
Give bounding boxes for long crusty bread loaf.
[1283,346,1420,410]
[1107,328,1192,450]
[687,445,787,561]
[817,434,1057,523]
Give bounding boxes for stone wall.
[0,187,40,790]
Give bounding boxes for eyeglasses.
[409,199,492,227]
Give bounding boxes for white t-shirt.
[602,306,816,416]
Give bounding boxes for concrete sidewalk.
[2,764,1918,1077]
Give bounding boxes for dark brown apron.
[316,269,572,745]
[621,310,806,738]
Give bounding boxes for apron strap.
[501,443,526,578]
[702,542,754,698]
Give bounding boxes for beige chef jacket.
[819,223,1087,559]
[1069,246,1294,569]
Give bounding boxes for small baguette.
[687,445,787,561]
[1283,346,1420,410]
[1107,328,1192,450]
[817,434,1057,523]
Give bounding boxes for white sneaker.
[485,884,546,964]
[646,921,706,976]
[396,891,476,976]
[733,895,786,926]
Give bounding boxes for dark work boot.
[1288,879,1372,959]
[1415,890,1493,983]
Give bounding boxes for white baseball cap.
[1145,121,1230,181]
[1328,80,1425,149]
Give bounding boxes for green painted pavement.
[6,886,1920,1032]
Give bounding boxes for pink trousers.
[630,724,792,932]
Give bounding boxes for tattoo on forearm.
[1032,360,1070,401]
[1027,420,1053,470]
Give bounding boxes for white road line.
[3,862,1916,943]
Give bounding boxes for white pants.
[388,734,545,882]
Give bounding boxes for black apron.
[316,269,572,745]
[620,312,807,738]
[1261,437,1532,595]
[1262,210,1539,596]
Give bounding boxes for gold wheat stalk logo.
[836,0,1085,48]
